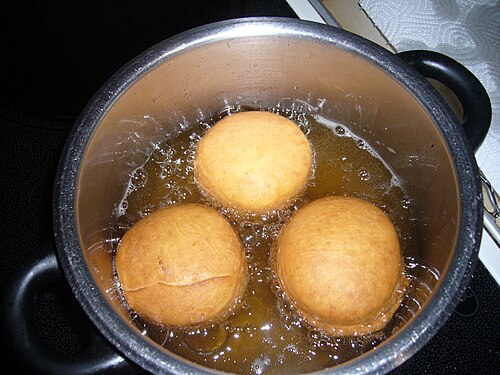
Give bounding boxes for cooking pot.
[2,17,492,374]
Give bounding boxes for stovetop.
[1,1,498,374]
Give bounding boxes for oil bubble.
[358,169,371,181]
[131,167,148,189]
[185,325,227,354]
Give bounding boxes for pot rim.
[53,17,482,374]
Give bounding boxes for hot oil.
[113,106,422,374]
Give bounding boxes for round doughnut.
[194,111,313,213]
[274,196,404,336]
[115,203,247,327]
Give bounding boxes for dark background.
[1,1,499,373]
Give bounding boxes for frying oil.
[112,105,432,374]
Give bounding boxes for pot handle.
[397,51,500,248]
[396,50,492,153]
[0,239,135,374]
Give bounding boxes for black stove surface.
[1,1,499,374]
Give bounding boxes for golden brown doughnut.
[115,203,247,327]
[194,111,313,213]
[274,196,404,336]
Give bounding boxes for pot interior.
[72,21,464,373]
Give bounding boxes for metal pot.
[3,17,492,374]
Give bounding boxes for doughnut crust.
[115,203,247,327]
[194,111,313,213]
[274,196,404,336]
